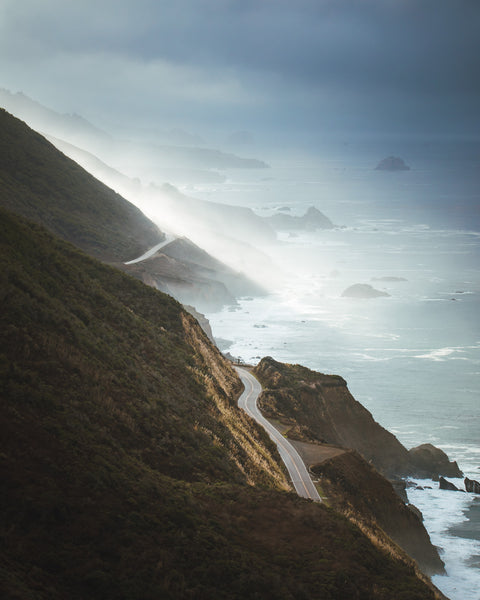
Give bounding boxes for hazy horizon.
[1,0,479,152]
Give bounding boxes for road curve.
[124,234,176,265]
[235,366,321,502]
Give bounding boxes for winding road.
[124,234,176,265]
[235,366,321,502]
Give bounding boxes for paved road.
[235,367,321,502]
[124,234,176,265]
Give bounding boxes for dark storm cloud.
[1,0,479,138]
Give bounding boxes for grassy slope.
[0,108,161,262]
[0,208,440,599]
[311,451,445,577]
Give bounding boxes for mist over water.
[199,139,480,600]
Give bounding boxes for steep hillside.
[0,108,268,310]
[123,237,265,312]
[311,451,445,576]
[0,108,161,262]
[0,208,442,599]
[0,207,285,489]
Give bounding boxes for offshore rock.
[465,477,480,494]
[341,283,390,298]
[265,206,335,231]
[439,477,461,491]
[375,156,410,171]
[409,443,463,479]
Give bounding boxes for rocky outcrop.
[342,283,390,298]
[409,443,463,479]
[464,477,480,494]
[253,357,414,478]
[265,206,335,231]
[253,357,462,482]
[375,156,410,171]
[183,305,215,343]
[311,451,445,576]
[439,477,461,491]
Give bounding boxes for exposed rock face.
[465,477,480,494]
[439,477,461,491]
[342,283,390,298]
[375,156,410,171]
[409,444,463,479]
[183,305,215,343]
[311,451,445,576]
[265,206,335,231]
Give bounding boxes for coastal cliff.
[253,356,461,480]
[311,451,445,577]
[252,357,453,579]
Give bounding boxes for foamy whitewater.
[194,140,480,600]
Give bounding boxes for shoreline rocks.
[409,443,463,479]
[439,477,462,491]
[464,477,480,494]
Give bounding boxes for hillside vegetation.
[0,208,442,599]
[0,108,162,262]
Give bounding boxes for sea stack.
[341,283,390,298]
[375,156,410,171]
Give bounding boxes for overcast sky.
[1,0,479,145]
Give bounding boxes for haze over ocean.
[203,140,480,600]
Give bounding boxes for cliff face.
[253,357,414,478]
[312,451,445,577]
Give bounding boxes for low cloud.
[1,0,478,141]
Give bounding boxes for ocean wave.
[415,347,469,361]
[352,353,391,362]
[407,479,480,600]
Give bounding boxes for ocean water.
[195,140,480,599]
